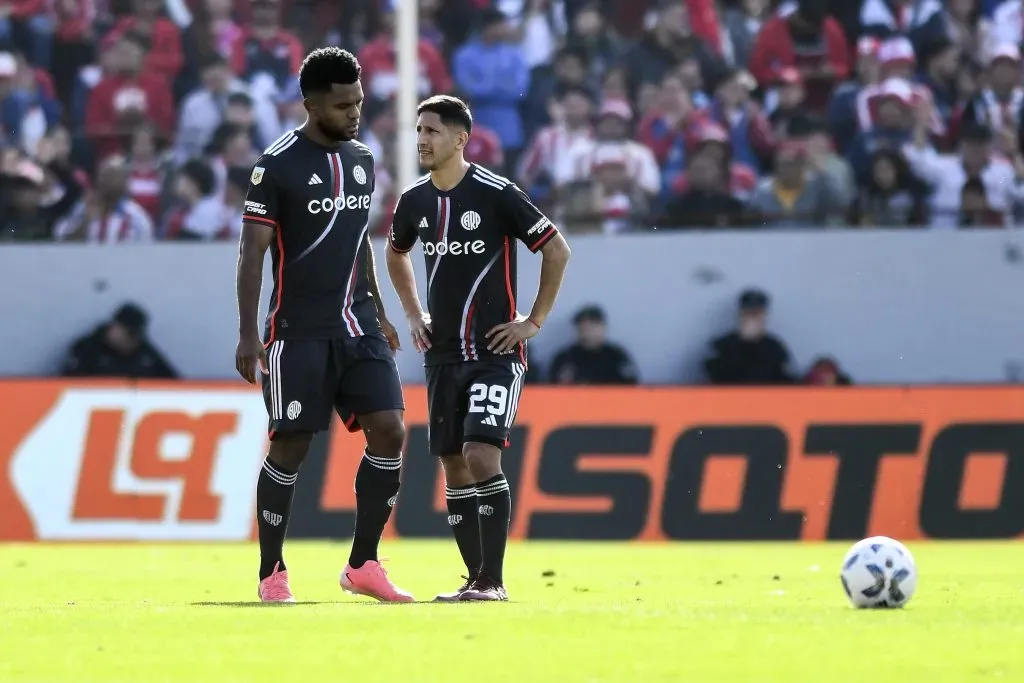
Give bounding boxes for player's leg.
[333,335,414,602]
[427,364,484,602]
[458,361,526,602]
[256,339,334,602]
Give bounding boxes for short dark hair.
[179,158,217,197]
[417,95,473,133]
[557,83,594,104]
[298,47,361,97]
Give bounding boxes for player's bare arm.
[385,244,432,352]
[235,220,272,384]
[365,232,400,351]
[486,232,571,353]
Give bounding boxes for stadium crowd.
[2,0,1024,242]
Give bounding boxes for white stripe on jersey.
[473,165,510,186]
[263,131,296,156]
[460,249,502,361]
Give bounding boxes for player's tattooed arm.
[235,221,272,384]
[487,231,571,353]
[365,232,401,351]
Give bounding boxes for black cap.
[112,303,149,336]
[573,305,606,324]
[738,288,770,311]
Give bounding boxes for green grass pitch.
[1,541,1021,682]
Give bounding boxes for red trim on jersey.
[269,429,277,440]
[343,413,360,432]
[244,216,279,228]
[463,299,477,360]
[503,236,527,366]
[530,227,557,252]
[267,229,285,343]
[387,236,413,253]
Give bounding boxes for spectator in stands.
[707,67,774,173]
[359,2,452,106]
[847,77,915,178]
[768,67,806,140]
[636,72,704,198]
[229,0,303,96]
[958,175,1007,226]
[917,35,961,126]
[60,302,178,379]
[463,117,505,168]
[1,51,61,153]
[623,0,721,93]
[910,0,982,60]
[564,2,619,85]
[179,0,243,99]
[55,154,154,242]
[748,139,846,227]
[454,8,530,165]
[859,0,917,39]
[749,0,849,112]
[721,0,769,70]
[522,45,592,137]
[125,122,168,220]
[204,122,256,197]
[85,32,174,159]
[175,55,278,164]
[958,45,1024,157]
[794,115,855,206]
[827,37,883,156]
[0,139,84,241]
[657,147,749,228]
[847,148,928,226]
[986,0,1024,61]
[549,304,639,385]
[704,288,793,385]
[517,0,569,73]
[0,0,55,67]
[103,0,183,83]
[804,356,852,384]
[162,158,224,240]
[557,98,659,230]
[669,121,758,201]
[518,84,594,207]
[904,103,1024,227]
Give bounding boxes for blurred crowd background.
[3,0,1024,243]
[1,0,1021,387]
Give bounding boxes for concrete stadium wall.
[1,230,1023,383]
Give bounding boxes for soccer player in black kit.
[386,96,572,601]
[235,47,414,603]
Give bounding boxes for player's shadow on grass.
[191,601,434,607]
[191,601,335,607]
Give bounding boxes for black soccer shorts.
[425,359,527,455]
[261,334,404,438]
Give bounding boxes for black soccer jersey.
[243,129,380,342]
[388,164,558,366]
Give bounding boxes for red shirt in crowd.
[53,0,97,41]
[749,15,849,112]
[103,17,184,82]
[358,36,452,101]
[230,27,304,87]
[85,74,174,158]
[464,125,503,168]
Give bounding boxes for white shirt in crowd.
[55,199,155,244]
[554,139,661,196]
[902,142,1024,228]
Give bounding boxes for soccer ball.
[839,536,917,608]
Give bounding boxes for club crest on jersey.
[460,210,481,231]
[251,166,265,185]
[353,165,367,185]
